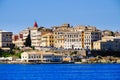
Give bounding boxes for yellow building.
[40,33,54,47]
[93,40,102,50]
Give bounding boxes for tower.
[34,21,38,28]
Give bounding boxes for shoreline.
[0,61,120,64]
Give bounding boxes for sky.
[0,0,120,34]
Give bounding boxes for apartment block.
[13,22,53,48]
[12,34,24,48]
[93,36,120,51]
[64,31,82,49]
[13,23,102,50]
[84,31,101,50]
[53,24,71,48]
[0,30,12,50]
[40,33,54,47]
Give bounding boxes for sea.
[0,64,120,80]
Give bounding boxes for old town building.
[0,30,12,50]
[53,24,71,48]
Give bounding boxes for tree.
[110,31,115,36]
[10,43,15,53]
[24,30,31,47]
[70,51,77,55]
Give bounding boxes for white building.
[29,27,41,47]
[64,31,82,49]
[84,31,101,50]
[21,51,62,62]
[64,30,101,50]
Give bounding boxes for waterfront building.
[21,51,62,62]
[29,27,41,47]
[12,34,24,48]
[13,23,102,50]
[13,22,41,47]
[0,30,12,50]
[53,24,71,48]
[83,31,101,50]
[93,36,112,50]
[20,28,29,43]
[93,36,120,51]
[63,25,101,50]
[93,36,110,50]
[101,38,120,51]
[40,33,54,47]
[63,56,72,62]
[0,57,12,62]
[13,22,53,48]
[64,31,82,49]
[52,24,101,50]
[93,40,101,50]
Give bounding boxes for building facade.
[0,30,12,50]
[53,24,71,48]
[40,33,54,47]
[93,36,120,51]
[21,51,62,62]
[64,31,82,49]
[13,23,102,50]
[13,22,53,48]
[12,34,24,48]
[83,31,101,50]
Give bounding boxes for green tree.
[24,30,31,47]
[110,31,115,36]
[70,51,77,55]
[10,43,15,53]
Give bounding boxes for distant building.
[102,30,114,36]
[53,24,71,48]
[12,34,24,48]
[13,23,102,50]
[21,51,62,62]
[93,36,120,51]
[114,31,120,37]
[64,31,82,49]
[83,31,101,50]
[101,39,120,51]
[40,33,54,47]
[0,30,12,50]
[53,24,101,50]
[13,22,52,48]
[64,30,101,50]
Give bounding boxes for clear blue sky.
[0,0,120,34]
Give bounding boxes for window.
[37,56,39,58]
[39,55,41,58]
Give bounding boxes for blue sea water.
[0,64,120,80]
